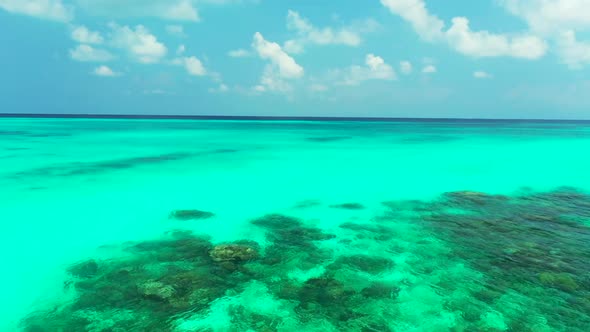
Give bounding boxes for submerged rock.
[169,209,215,221]
[209,244,258,262]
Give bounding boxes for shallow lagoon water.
[1,118,590,331]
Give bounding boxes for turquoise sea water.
[1,118,590,331]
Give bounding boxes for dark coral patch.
[251,213,303,229]
[329,255,395,275]
[67,260,99,279]
[360,282,400,299]
[293,199,322,209]
[209,244,259,262]
[330,203,366,210]
[169,209,215,221]
[306,136,352,142]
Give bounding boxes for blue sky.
[1,0,590,119]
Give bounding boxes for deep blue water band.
[2,113,590,123]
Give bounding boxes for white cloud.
[257,66,293,92]
[380,0,444,41]
[422,65,436,73]
[252,32,304,79]
[166,25,185,37]
[446,17,547,59]
[556,30,590,69]
[162,0,199,21]
[70,44,114,62]
[310,84,328,92]
[71,25,103,44]
[228,49,251,57]
[250,67,293,94]
[499,0,590,68]
[499,0,590,35]
[422,56,435,64]
[209,83,229,93]
[93,65,119,77]
[338,53,396,86]
[283,40,305,54]
[200,0,259,3]
[143,89,169,95]
[208,71,223,83]
[400,60,413,74]
[76,0,199,21]
[109,24,168,64]
[171,55,211,78]
[0,0,73,22]
[183,56,207,76]
[380,0,548,60]
[473,70,492,79]
[366,54,395,77]
[283,10,374,54]
[176,44,186,55]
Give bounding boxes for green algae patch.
[539,272,579,292]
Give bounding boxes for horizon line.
[1,113,590,123]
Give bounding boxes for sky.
[1,0,590,119]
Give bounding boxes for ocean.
[1,117,590,331]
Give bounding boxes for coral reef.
[209,244,259,262]
[21,188,590,331]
